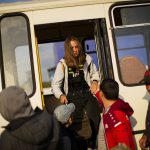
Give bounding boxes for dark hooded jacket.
[0,86,60,150]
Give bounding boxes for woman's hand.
[90,80,99,94]
[60,94,68,104]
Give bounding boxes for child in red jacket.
[94,79,136,150]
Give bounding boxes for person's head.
[64,35,86,68]
[0,86,34,122]
[54,103,75,127]
[100,78,119,100]
[144,69,150,93]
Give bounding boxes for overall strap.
[87,62,91,73]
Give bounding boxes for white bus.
[0,0,150,149]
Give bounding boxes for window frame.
[0,12,36,97]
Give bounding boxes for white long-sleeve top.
[52,54,100,99]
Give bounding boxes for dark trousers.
[67,90,102,149]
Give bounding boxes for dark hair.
[64,36,86,68]
[100,79,119,100]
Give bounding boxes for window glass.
[0,15,33,94]
[38,42,64,88]
[116,33,147,65]
[113,26,148,85]
[85,39,98,69]
[113,5,150,26]
[116,35,144,49]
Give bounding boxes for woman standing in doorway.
[52,36,102,150]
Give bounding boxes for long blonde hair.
[64,36,86,68]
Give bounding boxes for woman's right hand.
[60,94,68,104]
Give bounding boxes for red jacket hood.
[110,99,134,117]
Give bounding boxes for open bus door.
[94,19,114,80]
[34,18,114,113]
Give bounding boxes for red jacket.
[95,92,136,150]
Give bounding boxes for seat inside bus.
[119,56,146,84]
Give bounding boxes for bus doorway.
[34,19,113,111]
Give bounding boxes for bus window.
[38,39,98,90]
[85,39,99,69]
[112,5,150,26]
[115,31,147,85]
[35,20,102,93]
[38,42,64,89]
[0,14,34,95]
[116,32,148,66]
[111,4,150,85]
